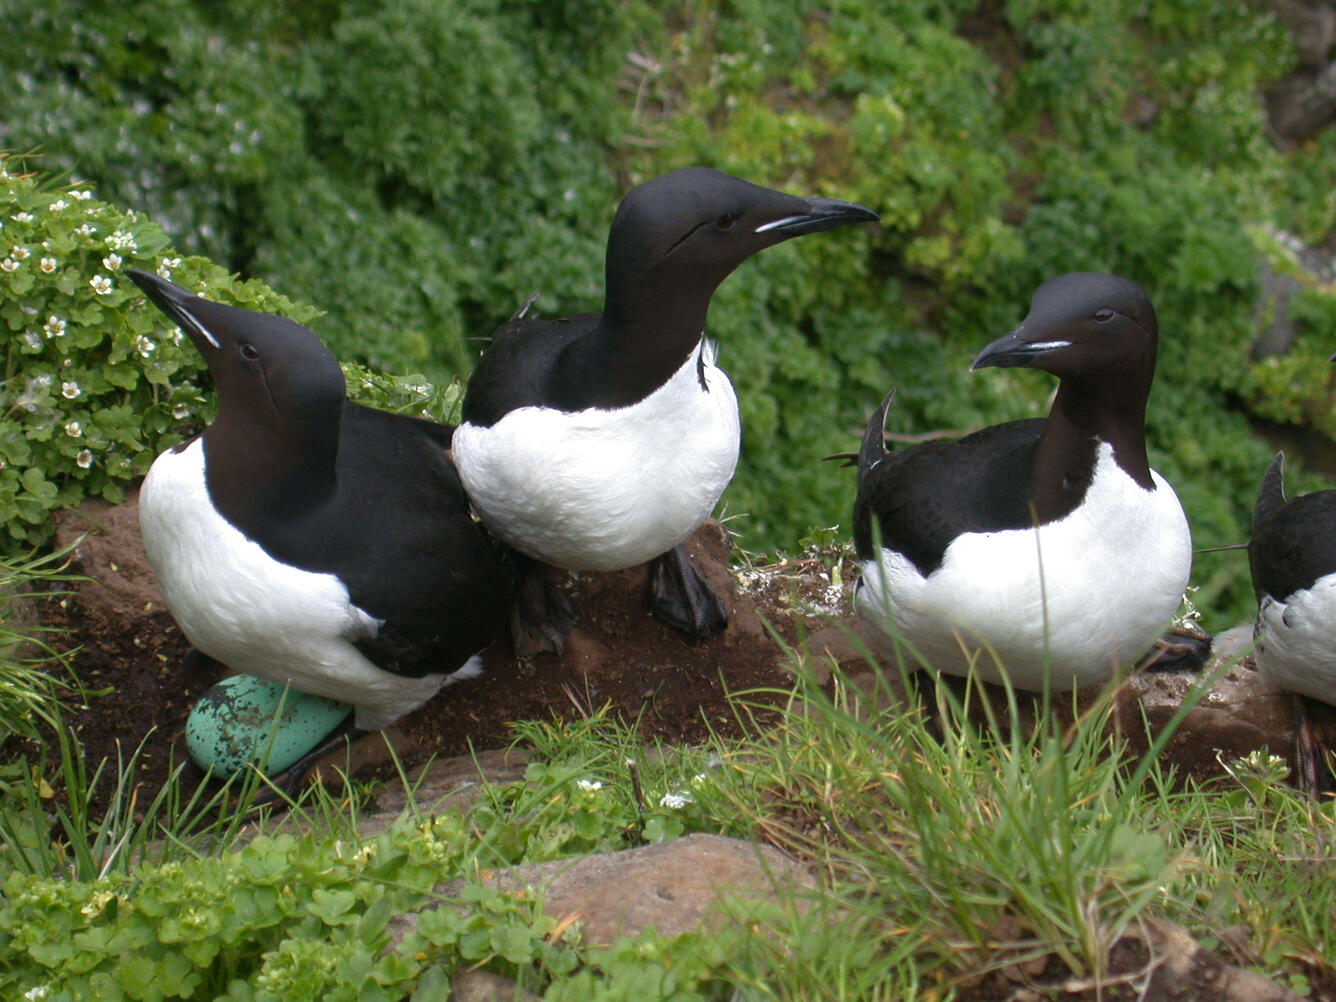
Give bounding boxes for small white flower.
[64,420,82,438]
[76,223,94,237]
[1,258,17,273]
[658,792,692,810]
[172,403,191,420]
[49,198,67,212]
[12,211,34,223]
[76,449,93,469]
[43,316,66,338]
[156,255,181,280]
[60,381,80,399]
[90,274,113,295]
[106,229,136,251]
[102,252,122,271]
[575,779,602,793]
[33,374,51,388]
[170,326,183,345]
[38,256,56,273]
[10,245,29,260]
[72,188,93,201]
[23,986,50,1001]
[134,334,155,357]
[22,331,41,350]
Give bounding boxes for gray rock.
[388,833,812,950]
[1119,653,1295,784]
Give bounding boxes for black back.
[1249,452,1336,603]
[461,312,596,427]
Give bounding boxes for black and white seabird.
[453,167,878,653]
[852,273,1193,690]
[127,270,511,735]
[1249,450,1336,794]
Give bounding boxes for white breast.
[138,439,471,730]
[1254,576,1336,705]
[855,444,1192,690]
[453,341,741,571]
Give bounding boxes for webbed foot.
[510,556,575,658]
[1138,627,1213,673]
[647,544,728,640]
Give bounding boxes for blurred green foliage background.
[3,0,1336,625]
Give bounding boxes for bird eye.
[715,213,736,231]
[239,343,260,362]
[1094,309,1115,323]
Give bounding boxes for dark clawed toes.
[647,544,728,641]
[510,558,575,658]
[1138,627,1213,673]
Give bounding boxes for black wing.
[460,312,596,427]
[1249,455,1336,602]
[852,418,1047,577]
[260,403,512,677]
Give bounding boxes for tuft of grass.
[0,545,83,747]
[701,636,1241,993]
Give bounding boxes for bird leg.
[1293,694,1328,799]
[647,543,728,640]
[509,554,576,658]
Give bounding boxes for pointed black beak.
[754,197,879,238]
[970,328,1072,371]
[125,269,221,351]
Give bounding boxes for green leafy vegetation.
[0,547,78,746]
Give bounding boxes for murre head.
[603,167,878,321]
[970,273,1157,389]
[125,270,345,431]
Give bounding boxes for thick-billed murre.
[852,273,1193,690]
[1249,449,1336,794]
[453,167,878,654]
[127,269,511,736]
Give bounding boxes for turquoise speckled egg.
[185,675,353,776]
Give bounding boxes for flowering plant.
[0,157,317,545]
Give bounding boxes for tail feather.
[1253,451,1287,533]
[857,389,896,491]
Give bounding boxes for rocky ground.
[21,492,1336,1002]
